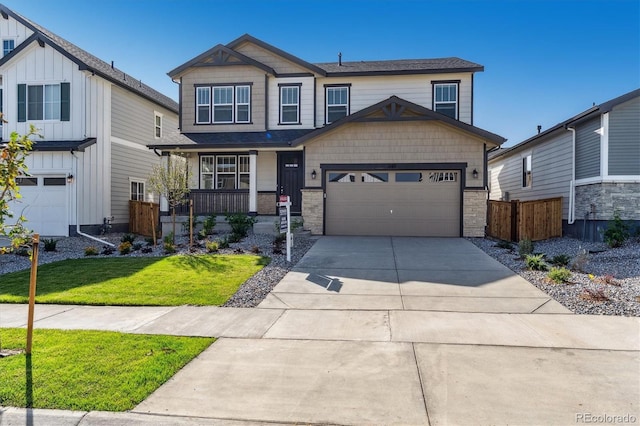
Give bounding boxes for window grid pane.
[281,86,299,123]
[201,156,215,189]
[196,87,211,124]
[434,83,458,119]
[27,85,44,120]
[236,86,250,123]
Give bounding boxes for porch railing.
[174,190,250,215]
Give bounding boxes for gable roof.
[291,96,506,147]
[147,129,316,150]
[167,44,276,78]
[0,4,178,113]
[489,88,640,161]
[315,57,484,76]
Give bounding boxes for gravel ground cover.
[469,237,640,316]
[0,231,318,308]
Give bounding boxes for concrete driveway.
[132,237,639,425]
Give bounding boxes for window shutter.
[60,82,70,121]
[17,84,26,122]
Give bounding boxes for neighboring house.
[150,34,505,237]
[488,89,640,241]
[0,4,179,236]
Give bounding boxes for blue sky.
[5,0,639,146]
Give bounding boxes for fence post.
[510,200,519,242]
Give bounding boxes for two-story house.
[150,34,505,237]
[489,89,640,241]
[1,3,179,237]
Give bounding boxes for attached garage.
[12,176,69,236]
[325,169,461,237]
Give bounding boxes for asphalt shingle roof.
[148,129,317,150]
[315,57,484,75]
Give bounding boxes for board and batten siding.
[608,96,640,176]
[111,142,161,225]
[488,130,573,219]
[180,66,266,133]
[575,117,601,180]
[1,42,85,140]
[315,73,474,127]
[304,120,485,188]
[0,14,34,53]
[268,76,314,129]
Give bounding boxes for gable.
[233,41,318,76]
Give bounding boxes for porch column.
[159,154,169,214]
[249,150,258,215]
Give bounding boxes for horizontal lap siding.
[234,43,314,74]
[488,130,572,219]
[268,76,314,129]
[609,96,640,176]
[575,117,601,179]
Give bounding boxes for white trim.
[235,85,251,123]
[129,177,147,201]
[576,177,640,186]
[325,86,349,124]
[520,150,532,189]
[154,111,163,139]
[196,86,211,124]
[212,86,234,124]
[111,136,149,151]
[600,112,609,178]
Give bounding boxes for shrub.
[144,237,155,246]
[84,246,98,256]
[42,238,58,252]
[118,241,132,255]
[203,214,216,235]
[518,238,534,258]
[182,215,200,235]
[101,246,114,255]
[549,254,571,267]
[197,229,207,240]
[603,211,630,248]
[291,218,304,232]
[218,237,230,249]
[525,254,548,271]
[163,232,174,245]
[120,233,136,244]
[15,247,30,257]
[205,240,219,253]
[163,242,176,254]
[495,240,513,250]
[132,242,143,251]
[225,213,256,238]
[227,233,243,243]
[140,246,153,254]
[547,267,571,284]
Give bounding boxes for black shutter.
[17,84,26,122]
[60,82,70,121]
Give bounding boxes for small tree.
[148,153,191,243]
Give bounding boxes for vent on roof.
[537,125,542,134]
[338,52,342,66]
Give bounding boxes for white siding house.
[1,4,178,236]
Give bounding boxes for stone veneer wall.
[301,188,324,235]
[575,183,640,221]
[257,192,276,215]
[463,189,488,237]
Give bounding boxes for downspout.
[73,151,115,247]
[566,126,576,225]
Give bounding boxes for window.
[44,177,66,186]
[154,112,162,138]
[17,177,38,186]
[18,83,70,122]
[433,82,458,119]
[2,39,14,56]
[522,155,532,187]
[396,172,423,182]
[200,155,251,190]
[130,180,145,201]
[195,84,251,124]
[328,172,355,183]
[280,85,300,124]
[428,172,457,182]
[326,86,349,123]
[362,172,388,183]
[196,87,211,124]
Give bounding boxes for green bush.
[604,211,630,248]
[227,233,243,243]
[525,254,548,271]
[42,238,58,252]
[118,241,132,255]
[84,246,98,256]
[120,233,136,244]
[518,238,534,258]
[196,229,207,240]
[163,232,174,245]
[132,242,143,251]
[163,242,176,254]
[203,214,216,235]
[218,237,230,249]
[495,240,513,250]
[549,254,571,267]
[182,215,200,235]
[225,213,256,238]
[205,240,219,253]
[547,267,571,284]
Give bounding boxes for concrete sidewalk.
[1,236,639,425]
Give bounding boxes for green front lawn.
[0,255,268,306]
[0,328,213,411]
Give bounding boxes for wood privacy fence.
[129,201,160,237]
[487,197,562,242]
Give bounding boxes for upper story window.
[279,84,300,124]
[326,86,349,124]
[154,112,162,138]
[522,154,532,188]
[130,180,145,201]
[195,84,251,125]
[3,40,14,56]
[433,82,458,119]
[200,154,250,190]
[18,83,70,122]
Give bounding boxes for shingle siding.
[575,117,601,180]
[608,96,640,176]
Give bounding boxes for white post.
[249,150,258,214]
[286,197,291,262]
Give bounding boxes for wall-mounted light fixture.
[67,173,74,184]
[472,169,479,179]
[311,169,317,180]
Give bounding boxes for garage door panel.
[9,176,69,236]
[326,170,460,237]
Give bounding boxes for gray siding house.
[489,89,640,241]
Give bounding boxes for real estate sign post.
[278,195,291,262]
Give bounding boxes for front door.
[278,151,303,214]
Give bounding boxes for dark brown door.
[278,151,303,214]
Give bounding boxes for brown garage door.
[326,170,460,237]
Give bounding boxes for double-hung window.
[3,39,14,56]
[326,86,349,124]
[154,112,162,138]
[433,82,458,119]
[18,83,70,122]
[280,85,300,124]
[130,180,145,201]
[200,154,251,190]
[195,84,251,124]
